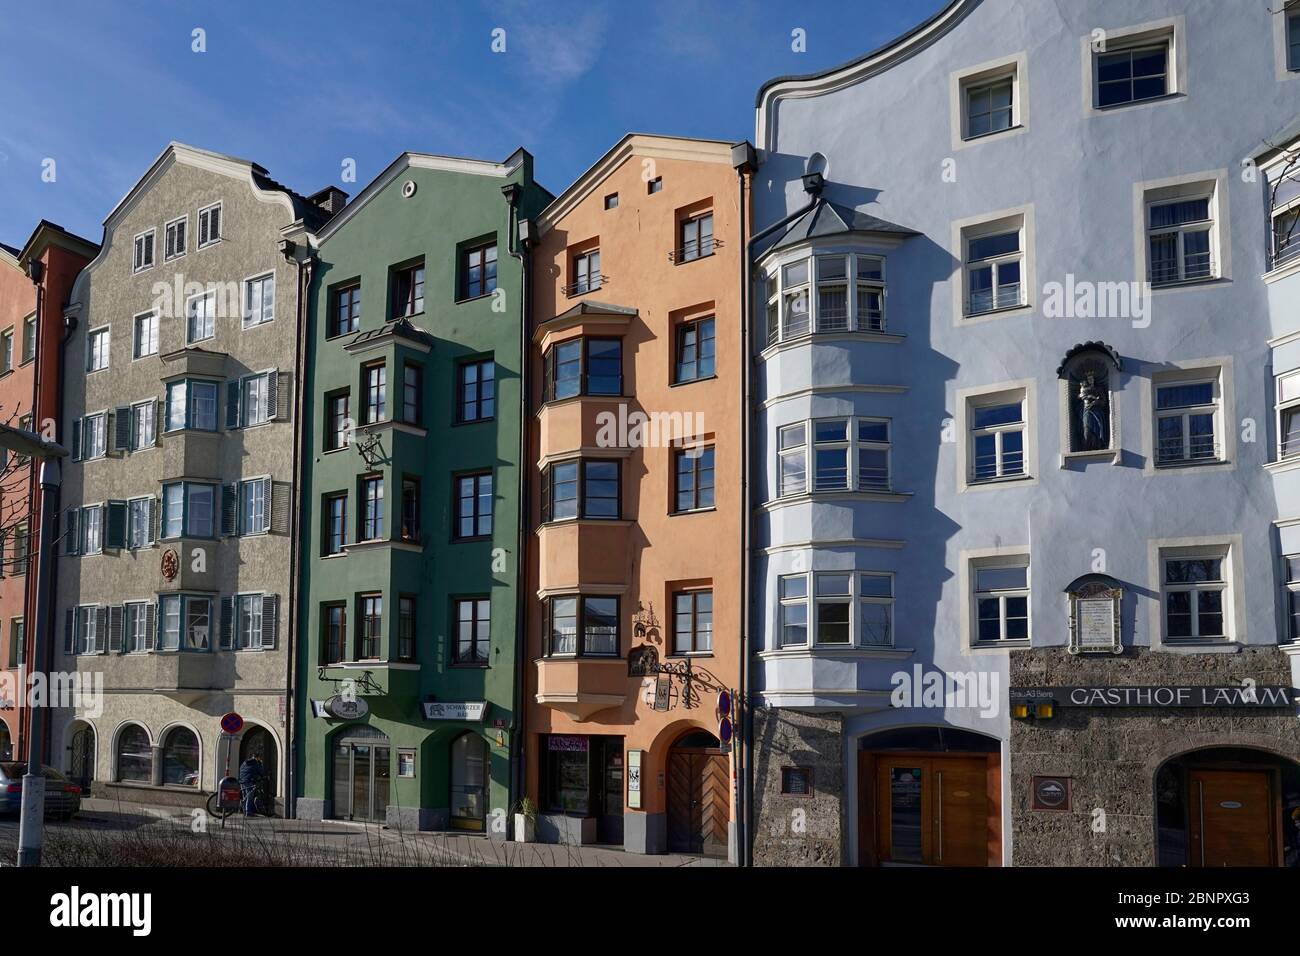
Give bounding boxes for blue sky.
[0,0,946,247]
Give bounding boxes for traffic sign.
[716,689,732,718]
[220,712,243,735]
[718,715,733,747]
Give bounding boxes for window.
[1290,6,1300,71]
[184,596,212,650]
[236,594,264,650]
[243,272,274,327]
[165,380,218,432]
[81,412,107,459]
[187,289,216,343]
[974,564,1029,643]
[1284,555,1300,642]
[391,261,425,319]
[814,573,851,644]
[543,459,619,521]
[400,478,420,541]
[460,242,497,299]
[777,417,892,496]
[7,619,23,667]
[965,228,1022,315]
[357,594,382,659]
[158,594,212,651]
[398,596,416,660]
[360,476,384,541]
[1146,194,1214,286]
[161,482,216,539]
[330,282,361,337]
[198,202,221,248]
[1156,379,1219,466]
[164,216,187,261]
[323,603,347,664]
[10,524,27,574]
[326,391,350,450]
[21,315,35,364]
[781,767,814,796]
[542,337,621,401]
[672,590,713,654]
[1273,195,1300,269]
[778,574,808,647]
[124,602,148,653]
[765,252,887,345]
[457,358,495,423]
[547,595,618,656]
[161,728,199,788]
[87,326,109,372]
[1,329,12,373]
[674,445,715,513]
[678,212,714,262]
[402,362,422,425]
[648,177,662,194]
[964,74,1014,139]
[1278,371,1300,461]
[75,605,100,655]
[240,372,272,427]
[133,311,158,359]
[970,399,1025,482]
[604,193,618,210]
[323,493,347,555]
[133,229,155,272]
[455,472,493,539]
[859,573,893,646]
[237,478,270,535]
[81,504,103,554]
[127,497,152,549]
[1095,40,1168,108]
[570,249,601,295]
[116,724,152,783]
[454,597,489,663]
[674,317,715,383]
[1163,556,1226,641]
[363,362,386,424]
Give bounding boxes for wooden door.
[874,755,989,866]
[667,750,729,855]
[1189,770,1275,867]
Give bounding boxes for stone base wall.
[751,706,843,866]
[1010,646,1300,866]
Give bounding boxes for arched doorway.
[1155,747,1300,867]
[160,726,200,787]
[239,726,278,801]
[449,733,488,832]
[331,725,390,823]
[67,722,95,793]
[115,723,152,784]
[666,730,729,856]
[858,726,1001,867]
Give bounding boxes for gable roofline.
[70,141,308,305]
[17,219,99,271]
[753,0,975,150]
[314,147,532,245]
[536,133,742,237]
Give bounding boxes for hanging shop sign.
[421,700,488,722]
[324,695,369,719]
[1012,685,1295,708]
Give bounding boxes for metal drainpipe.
[502,183,529,832]
[47,296,75,767]
[22,263,44,761]
[741,179,821,867]
[284,248,314,818]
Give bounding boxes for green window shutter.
[261,593,279,649]
[274,371,291,420]
[220,596,234,650]
[106,500,127,549]
[271,481,290,534]
[222,483,238,536]
[94,607,107,654]
[144,603,156,652]
[63,608,74,655]
[150,495,160,544]
[63,508,79,556]
[70,418,82,461]
[112,406,130,453]
[108,605,124,654]
[225,381,240,429]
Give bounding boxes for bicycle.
[206,779,275,822]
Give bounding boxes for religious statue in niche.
[1069,362,1110,452]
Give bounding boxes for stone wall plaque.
[1066,575,1122,655]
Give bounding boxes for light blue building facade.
[747,0,1300,867]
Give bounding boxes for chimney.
[308,186,349,217]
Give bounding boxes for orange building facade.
[525,135,750,857]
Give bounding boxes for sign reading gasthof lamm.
[1013,685,1296,708]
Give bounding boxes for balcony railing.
[1147,256,1216,288]
[668,237,723,263]
[563,275,609,297]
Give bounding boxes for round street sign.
[716,690,732,718]
[718,715,733,747]
[220,712,244,735]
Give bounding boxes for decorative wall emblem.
[160,548,179,581]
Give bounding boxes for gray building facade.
[748,0,1300,867]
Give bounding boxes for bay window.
[547,595,618,657]
[777,571,893,648]
[764,252,888,345]
[776,417,893,497]
[542,337,622,401]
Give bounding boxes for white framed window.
[1,328,12,373]
[127,497,152,550]
[763,252,888,346]
[162,482,216,539]
[238,478,270,535]
[198,202,222,248]
[133,311,158,359]
[858,573,893,646]
[82,411,108,459]
[778,574,808,647]
[972,561,1029,644]
[132,229,155,273]
[131,400,156,450]
[237,593,264,649]
[1277,370,1300,461]
[1155,378,1219,466]
[1095,39,1169,108]
[164,216,187,261]
[22,315,35,364]
[81,504,103,555]
[165,379,218,433]
[1284,554,1300,643]
[186,290,216,343]
[243,272,274,328]
[77,606,99,655]
[1162,554,1227,641]
[87,326,110,372]
[969,394,1026,482]
[240,372,272,426]
[963,218,1024,316]
[777,417,893,497]
[124,602,149,653]
[814,573,851,645]
[1146,193,1214,286]
[1290,5,1300,72]
[776,571,893,648]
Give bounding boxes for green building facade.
[294,149,550,832]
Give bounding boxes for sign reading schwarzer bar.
[1012,685,1296,708]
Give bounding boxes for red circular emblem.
[161,548,179,581]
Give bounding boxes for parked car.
[0,763,82,819]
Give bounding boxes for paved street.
[0,799,729,868]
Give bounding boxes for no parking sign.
[220,712,244,735]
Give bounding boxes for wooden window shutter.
[275,371,291,420]
[63,608,75,655]
[94,607,107,654]
[108,605,124,654]
[144,603,156,651]
[271,482,291,535]
[221,483,239,537]
[220,596,234,650]
[225,380,240,429]
[261,593,279,650]
[112,405,131,453]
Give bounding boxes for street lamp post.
[0,423,66,867]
